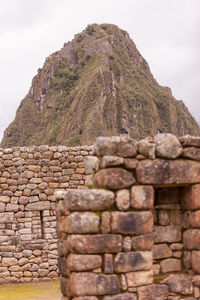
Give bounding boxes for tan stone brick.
[137,284,168,300]
[64,212,100,234]
[114,252,152,272]
[126,270,153,287]
[131,186,154,209]
[182,185,200,210]
[67,254,102,271]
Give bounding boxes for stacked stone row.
[0,145,92,284]
[56,134,200,299]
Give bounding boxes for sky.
[0,0,199,140]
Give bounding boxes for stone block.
[64,212,100,233]
[93,168,135,190]
[73,297,98,300]
[126,270,153,287]
[26,201,50,211]
[182,185,200,210]
[2,258,18,267]
[0,202,5,212]
[164,275,193,295]
[154,133,182,159]
[114,252,152,272]
[104,254,114,274]
[0,212,14,223]
[153,226,182,243]
[112,212,153,235]
[101,156,124,168]
[123,158,138,169]
[131,186,154,209]
[183,147,200,161]
[191,251,200,274]
[116,189,130,211]
[70,273,120,296]
[100,212,111,233]
[62,189,115,211]
[184,229,200,250]
[160,258,181,273]
[137,284,169,300]
[67,254,102,271]
[132,234,153,251]
[123,237,132,252]
[137,159,200,185]
[93,136,137,157]
[67,234,122,253]
[179,135,200,147]
[153,244,172,259]
[103,293,137,300]
[188,210,200,227]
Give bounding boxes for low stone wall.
[56,134,200,299]
[0,145,92,284]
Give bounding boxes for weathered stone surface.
[126,270,153,287]
[184,229,200,250]
[138,139,155,159]
[2,258,17,266]
[0,202,5,212]
[182,185,200,210]
[101,156,124,168]
[100,212,111,233]
[26,201,50,211]
[155,133,182,159]
[62,189,115,211]
[137,159,200,185]
[123,237,132,252]
[0,212,14,223]
[153,226,181,243]
[160,258,181,273]
[112,212,153,235]
[131,186,154,209]
[103,293,137,300]
[93,168,135,190]
[153,244,172,259]
[114,252,152,272]
[123,158,138,169]
[164,275,193,295]
[84,156,99,175]
[179,135,200,147]
[67,235,122,253]
[94,136,137,157]
[116,189,130,211]
[188,210,200,227]
[70,273,120,296]
[64,212,99,233]
[67,254,102,271]
[132,234,153,251]
[137,284,168,300]
[191,251,200,273]
[73,297,98,300]
[183,147,200,161]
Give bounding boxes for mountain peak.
[1,24,199,147]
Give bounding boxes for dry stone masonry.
[0,145,92,284]
[56,134,200,300]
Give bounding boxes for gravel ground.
[0,280,61,300]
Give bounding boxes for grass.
[0,280,61,300]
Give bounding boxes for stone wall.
[56,134,200,299]
[0,145,92,284]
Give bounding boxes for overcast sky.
[0,0,199,140]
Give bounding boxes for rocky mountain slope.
[1,24,200,147]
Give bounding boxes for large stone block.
[182,185,200,210]
[67,254,102,271]
[160,258,181,273]
[64,212,100,233]
[153,226,182,243]
[93,168,135,190]
[62,189,115,211]
[67,234,122,253]
[154,133,182,159]
[126,270,153,287]
[183,147,200,161]
[70,273,120,296]
[188,210,200,227]
[153,244,172,259]
[112,212,153,235]
[164,275,193,295]
[137,159,200,185]
[132,234,153,251]
[137,284,169,300]
[131,186,154,209]
[93,136,137,157]
[0,212,14,223]
[184,229,200,250]
[179,135,200,147]
[114,252,152,272]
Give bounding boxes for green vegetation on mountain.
[1,24,199,147]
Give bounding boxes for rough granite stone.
[114,251,152,272]
[137,284,169,300]
[131,185,154,209]
[132,234,153,251]
[164,275,193,295]
[126,270,153,287]
[64,212,100,233]
[182,185,200,210]
[116,189,130,211]
[153,244,172,259]
[155,133,182,159]
[67,254,102,271]
[184,229,200,250]
[103,293,137,300]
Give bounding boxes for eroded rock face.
[137,284,169,300]
[164,275,193,295]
